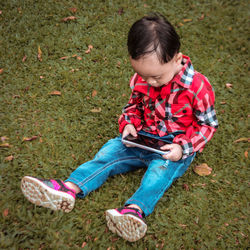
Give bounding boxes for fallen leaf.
[3,209,9,217]
[49,91,61,96]
[62,16,77,22]
[72,54,77,58]
[85,45,93,54]
[183,18,192,22]
[5,155,14,161]
[220,101,227,105]
[199,14,205,21]
[69,7,77,13]
[179,224,187,228]
[40,76,44,79]
[233,138,250,143]
[0,68,3,74]
[37,45,42,62]
[92,90,97,97]
[91,107,101,113]
[60,56,69,60]
[0,143,12,148]
[22,55,27,62]
[1,136,9,142]
[183,183,189,191]
[22,136,38,142]
[225,83,232,89]
[81,242,87,248]
[244,151,248,158]
[0,10,2,15]
[193,163,212,176]
[77,56,82,60]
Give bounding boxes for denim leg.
[125,153,196,216]
[65,136,146,198]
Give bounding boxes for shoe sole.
[21,176,75,213]
[105,209,147,242]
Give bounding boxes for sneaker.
[21,176,76,213]
[105,206,147,242]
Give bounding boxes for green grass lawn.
[0,0,249,249]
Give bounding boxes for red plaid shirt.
[119,55,218,158]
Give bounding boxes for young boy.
[21,14,218,242]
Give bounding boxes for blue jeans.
[66,134,195,216]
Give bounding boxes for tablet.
[122,133,170,155]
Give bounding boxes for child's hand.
[160,143,183,161]
[122,124,137,138]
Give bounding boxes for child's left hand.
[160,143,183,161]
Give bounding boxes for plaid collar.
[171,55,194,89]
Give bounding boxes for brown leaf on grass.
[91,107,101,113]
[220,101,227,105]
[183,18,192,23]
[183,183,189,191]
[0,143,12,148]
[60,56,69,60]
[37,45,42,62]
[81,242,87,248]
[0,10,2,15]
[5,155,14,161]
[77,56,82,60]
[92,90,97,97]
[3,208,9,217]
[49,90,61,96]
[193,163,212,176]
[69,7,77,13]
[62,16,77,22]
[22,136,38,142]
[85,45,93,54]
[244,151,248,158]
[117,8,124,15]
[233,138,250,143]
[225,83,233,89]
[199,14,205,21]
[22,55,27,62]
[0,68,3,74]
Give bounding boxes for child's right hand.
[122,124,137,138]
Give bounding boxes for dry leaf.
[0,68,3,74]
[5,155,14,161]
[225,83,232,89]
[22,55,27,62]
[3,209,9,217]
[37,45,42,62]
[183,183,189,191]
[244,151,248,158]
[199,14,205,21]
[85,45,93,54]
[183,18,192,23]
[77,56,82,60]
[69,7,77,13]
[40,76,44,79]
[92,90,97,97]
[234,138,250,143]
[49,91,61,96]
[91,107,101,113]
[60,56,69,60]
[220,101,227,105]
[81,242,87,248]
[62,16,77,22]
[0,143,12,148]
[22,136,38,142]
[193,163,212,176]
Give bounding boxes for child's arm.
[118,74,144,134]
[172,75,218,158]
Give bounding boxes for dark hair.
[127,14,180,63]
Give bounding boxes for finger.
[160,144,173,150]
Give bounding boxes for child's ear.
[175,52,183,64]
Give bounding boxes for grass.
[0,0,249,249]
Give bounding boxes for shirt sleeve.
[118,74,144,133]
[173,75,219,158]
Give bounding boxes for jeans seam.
[76,156,143,188]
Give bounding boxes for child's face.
[130,52,183,87]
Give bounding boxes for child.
[21,14,218,242]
